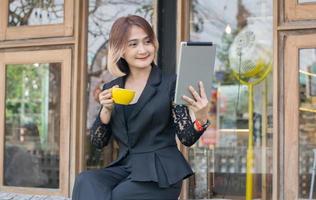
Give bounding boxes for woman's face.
[123,25,155,70]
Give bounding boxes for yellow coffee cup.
[112,88,136,105]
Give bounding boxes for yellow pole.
[232,65,271,200]
[246,84,254,200]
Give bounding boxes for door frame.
[283,32,316,200]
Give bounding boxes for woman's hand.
[182,81,210,124]
[99,85,118,123]
[99,85,118,111]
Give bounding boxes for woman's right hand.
[99,85,118,123]
[99,85,118,111]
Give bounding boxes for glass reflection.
[8,0,64,26]
[86,0,154,170]
[189,0,273,199]
[299,48,316,198]
[4,63,61,188]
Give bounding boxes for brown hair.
[107,15,158,77]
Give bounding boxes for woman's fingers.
[99,91,111,103]
[183,83,209,104]
[100,99,114,106]
[100,90,111,98]
[182,95,195,106]
[189,85,202,102]
[99,85,119,99]
[199,81,207,99]
[183,82,210,121]
[98,85,119,109]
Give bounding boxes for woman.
[72,15,210,200]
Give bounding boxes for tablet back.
[175,42,216,105]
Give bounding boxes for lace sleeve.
[171,104,204,147]
[90,109,112,149]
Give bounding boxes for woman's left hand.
[182,81,210,123]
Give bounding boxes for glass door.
[185,0,274,199]
[284,33,316,200]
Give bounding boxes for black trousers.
[71,165,182,200]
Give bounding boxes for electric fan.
[228,19,272,200]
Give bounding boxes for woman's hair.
[107,15,158,77]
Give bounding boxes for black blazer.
[91,65,204,188]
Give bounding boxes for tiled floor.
[0,192,70,200]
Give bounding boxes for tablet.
[174,41,216,105]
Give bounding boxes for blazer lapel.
[113,76,125,118]
[112,76,128,140]
[129,65,161,120]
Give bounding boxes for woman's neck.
[125,65,152,103]
[127,65,152,83]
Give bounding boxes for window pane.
[4,63,61,188]
[298,48,316,198]
[298,0,316,4]
[86,0,154,169]
[189,0,273,199]
[8,0,64,26]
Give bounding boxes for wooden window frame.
[283,33,316,200]
[0,0,74,41]
[285,0,316,22]
[0,49,72,196]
